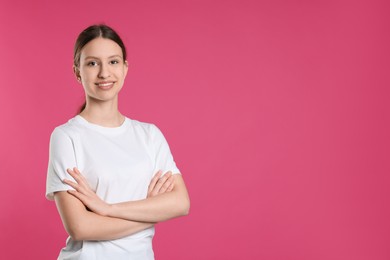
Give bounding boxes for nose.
[98,63,110,79]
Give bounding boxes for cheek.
[115,70,126,82]
[80,67,97,78]
[79,72,88,82]
[122,69,128,81]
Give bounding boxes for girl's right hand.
[147,170,175,198]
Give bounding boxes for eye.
[87,61,99,66]
[110,60,120,65]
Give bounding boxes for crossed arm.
[54,168,190,241]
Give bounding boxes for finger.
[67,189,89,204]
[159,174,174,194]
[63,179,89,195]
[72,167,89,184]
[66,168,75,177]
[64,171,82,191]
[148,170,162,194]
[153,171,172,195]
[167,182,174,192]
[63,170,88,194]
[63,178,78,189]
[67,168,82,183]
[67,168,90,192]
[73,167,87,182]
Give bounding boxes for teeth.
[98,82,113,87]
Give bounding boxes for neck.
[79,98,124,127]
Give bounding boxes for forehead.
[80,37,123,59]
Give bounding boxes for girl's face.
[77,37,128,104]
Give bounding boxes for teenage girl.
[46,24,190,260]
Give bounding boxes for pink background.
[1,0,389,259]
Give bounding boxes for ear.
[124,60,129,78]
[73,65,81,83]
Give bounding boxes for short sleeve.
[150,124,180,176]
[46,128,77,200]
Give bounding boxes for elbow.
[182,207,190,217]
[179,197,190,216]
[69,230,84,242]
[67,229,82,242]
[69,232,82,242]
[183,199,190,216]
[66,223,87,241]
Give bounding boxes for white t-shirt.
[46,115,180,260]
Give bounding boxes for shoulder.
[126,118,168,145]
[50,117,83,141]
[127,118,160,135]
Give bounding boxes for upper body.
[46,24,189,260]
[47,115,182,259]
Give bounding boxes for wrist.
[104,203,114,217]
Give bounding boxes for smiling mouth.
[96,82,115,89]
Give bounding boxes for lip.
[95,81,115,90]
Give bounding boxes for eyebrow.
[84,55,123,60]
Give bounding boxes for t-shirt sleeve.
[46,128,77,200]
[150,124,181,176]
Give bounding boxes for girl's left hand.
[63,167,111,216]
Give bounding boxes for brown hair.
[73,24,127,113]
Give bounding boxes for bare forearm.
[72,211,154,241]
[55,191,154,241]
[108,175,190,222]
[61,171,190,224]
[109,190,189,222]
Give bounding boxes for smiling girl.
[46,24,190,260]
